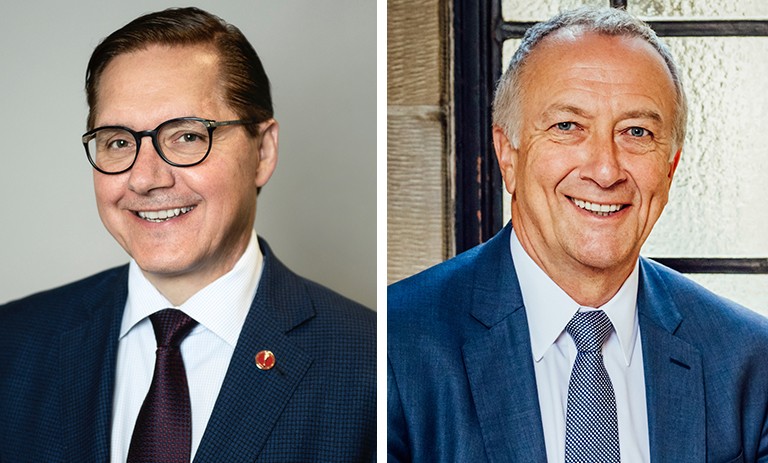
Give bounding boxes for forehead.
[526,28,670,73]
[518,30,677,119]
[94,44,226,126]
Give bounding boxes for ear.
[492,124,518,195]
[254,119,279,188]
[668,147,682,179]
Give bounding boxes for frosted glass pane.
[502,0,768,21]
[645,37,768,258]
[501,39,521,75]
[629,0,768,20]
[686,274,768,316]
[502,0,607,22]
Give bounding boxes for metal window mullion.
[499,20,768,40]
[650,258,768,274]
[454,0,505,251]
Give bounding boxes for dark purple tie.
[127,309,198,463]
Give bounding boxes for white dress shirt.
[509,229,650,462]
[110,229,263,463]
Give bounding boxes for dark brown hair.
[85,7,272,136]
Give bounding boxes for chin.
[574,247,635,272]
[132,254,192,276]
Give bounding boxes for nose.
[127,138,175,194]
[579,132,626,189]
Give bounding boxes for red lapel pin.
[255,350,276,370]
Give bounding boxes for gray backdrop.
[0,1,376,308]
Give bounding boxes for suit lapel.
[460,232,708,461]
[638,260,705,461]
[194,240,314,462]
[59,267,128,462]
[463,226,547,462]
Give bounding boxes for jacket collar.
[637,259,705,461]
[463,224,548,461]
[59,265,128,462]
[58,239,319,462]
[193,238,316,461]
[465,225,706,461]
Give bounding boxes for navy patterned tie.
[127,309,198,463]
[564,310,620,463]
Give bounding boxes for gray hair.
[491,7,687,156]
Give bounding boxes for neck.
[147,275,213,306]
[143,233,252,306]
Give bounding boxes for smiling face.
[493,31,681,305]
[92,44,278,303]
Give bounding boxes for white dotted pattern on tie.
[564,310,620,463]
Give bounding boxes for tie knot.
[149,309,198,348]
[566,310,613,352]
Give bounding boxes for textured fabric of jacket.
[0,238,376,462]
[388,224,768,462]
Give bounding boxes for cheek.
[92,177,125,236]
[631,163,674,218]
[637,159,673,195]
[220,160,255,191]
[93,176,120,209]
[521,147,573,193]
[193,161,257,209]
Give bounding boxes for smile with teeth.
[136,206,194,222]
[569,197,626,217]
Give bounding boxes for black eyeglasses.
[82,117,259,174]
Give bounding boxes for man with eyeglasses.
[0,7,374,462]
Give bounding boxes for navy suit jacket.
[388,225,768,462]
[0,239,375,462]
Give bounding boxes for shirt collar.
[121,229,263,347]
[509,228,639,366]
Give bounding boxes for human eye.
[159,120,211,160]
[167,129,207,145]
[107,138,133,150]
[554,121,576,131]
[95,130,134,152]
[176,132,206,143]
[548,121,584,141]
[545,119,584,144]
[626,126,653,138]
[164,121,209,146]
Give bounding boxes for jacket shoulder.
[0,265,128,336]
[259,242,376,356]
[387,235,507,352]
[388,241,486,314]
[305,275,374,314]
[641,258,768,348]
[297,276,376,355]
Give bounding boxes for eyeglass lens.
[86,119,212,173]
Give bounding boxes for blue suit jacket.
[0,239,375,462]
[388,225,768,462]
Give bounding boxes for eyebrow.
[619,109,663,124]
[542,104,591,120]
[541,105,663,124]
